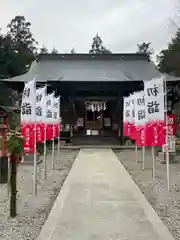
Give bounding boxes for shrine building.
[2,53,180,145]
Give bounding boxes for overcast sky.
[0,0,178,58]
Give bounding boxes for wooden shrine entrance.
[75,100,114,137]
[85,101,105,134]
[85,110,103,132]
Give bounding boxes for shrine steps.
[71,135,120,146]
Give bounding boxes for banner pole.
[57,124,60,158]
[43,86,47,180]
[57,98,60,158]
[43,124,47,180]
[152,146,155,178]
[33,125,37,195]
[142,146,145,170]
[33,78,37,196]
[135,144,138,163]
[52,125,55,169]
[164,78,170,191]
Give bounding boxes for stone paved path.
[37,149,174,240]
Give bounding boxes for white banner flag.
[53,96,60,124]
[21,79,36,123]
[44,93,54,124]
[134,91,146,126]
[123,96,131,123]
[36,86,46,123]
[144,77,165,122]
[129,94,135,124]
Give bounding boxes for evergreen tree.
[157,29,180,76]
[7,16,38,54]
[7,15,38,76]
[0,31,19,78]
[136,42,154,59]
[39,45,48,54]
[70,48,76,54]
[51,47,58,54]
[89,33,111,54]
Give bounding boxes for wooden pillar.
[93,110,95,123]
[100,109,103,129]
[85,101,87,132]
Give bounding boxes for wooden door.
[85,110,103,130]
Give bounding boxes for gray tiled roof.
[38,53,149,61]
[1,54,180,82]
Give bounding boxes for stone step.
[72,136,120,146]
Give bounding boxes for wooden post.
[101,109,103,134]
[93,110,95,124]
[10,155,17,218]
[1,130,6,157]
[85,102,87,134]
[0,116,8,184]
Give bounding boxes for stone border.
[36,152,80,240]
[111,150,174,240]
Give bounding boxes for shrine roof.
[1,53,180,83]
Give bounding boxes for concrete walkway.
[37,149,174,240]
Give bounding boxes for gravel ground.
[115,149,180,240]
[0,149,78,240]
